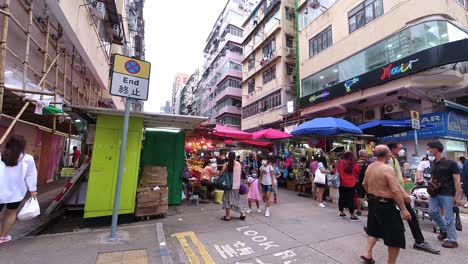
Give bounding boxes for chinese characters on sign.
[110,54,151,101]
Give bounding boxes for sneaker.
[442,241,458,248]
[339,213,347,219]
[349,215,360,222]
[322,201,327,206]
[246,209,252,214]
[0,235,12,244]
[257,208,262,213]
[437,232,448,241]
[464,203,468,208]
[318,203,326,208]
[265,209,270,217]
[413,242,440,254]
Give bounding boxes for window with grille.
[248,79,255,94]
[286,35,294,48]
[348,0,383,33]
[309,26,332,57]
[248,55,255,71]
[262,66,276,84]
[242,90,282,118]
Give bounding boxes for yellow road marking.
[172,231,215,264]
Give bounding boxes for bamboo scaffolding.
[40,17,50,100]
[22,0,33,96]
[0,114,79,140]
[70,46,75,105]
[5,86,54,96]
[0,52,61,145]
[0,0,11,117]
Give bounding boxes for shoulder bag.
[213,171,233,190]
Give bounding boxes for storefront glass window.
[301,20,468,97]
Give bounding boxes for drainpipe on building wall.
[294,0,300,110]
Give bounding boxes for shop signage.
[382,112,468,141]
[299,38,468,108]
[110,54,151,101]
[411,110,420,130]
[380,59,419,80]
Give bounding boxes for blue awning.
[441,100,468,113]
[359,120,429,137]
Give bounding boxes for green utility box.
[84,115,143,218]
[141,131,185,205]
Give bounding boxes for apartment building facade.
[241,0,297,131]
[298,0,468,155]
[0,0,139,185]
[171,73,189,115]
[197,0,258,127]
[180,70,201,116]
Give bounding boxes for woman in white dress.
[0,135,37,244]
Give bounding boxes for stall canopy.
[64,106,208,130]
[212,124,252,139]
[224,139,272,147]
[252,128,291,140]
[291,117,363,136]
[358,120,430,137]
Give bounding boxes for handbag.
[17,197,40,221]
[213,171,233,190]
[327,172,340,188]
[427,179,441,197]
[314,169,326,185]
[239,183,248,195]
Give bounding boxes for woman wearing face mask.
[416,153,435,186]
[259,158,275,217]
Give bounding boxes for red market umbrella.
[252,128,291,140]
[239,140,272,147]
[212,125,252,139]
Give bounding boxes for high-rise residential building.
[0,0,137,185]
[171,73,189,115]
[160,100,171,114]
[298,0,468,155]
[240,0,297,131]
[198,0,258,127]
[180,69,201,116]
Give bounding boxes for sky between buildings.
[144,0,227,113]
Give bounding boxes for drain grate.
[96,249,148,264]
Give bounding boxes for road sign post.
[109,54,150,241]
[411,110,420,156]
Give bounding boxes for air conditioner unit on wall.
[384,103,404,114]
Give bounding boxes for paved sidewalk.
[0,222,169,264]
[0,178,68,239]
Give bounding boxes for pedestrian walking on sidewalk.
[356,149,370,216]
[272,159,281,204]
[0,135,38,244]
[427,141,462,249]
[246,169,261,213]
[360,145,411,264]
[259,157,275,217]
[387,142,439,254]
[220,152,246,221]
[336,151,360,221]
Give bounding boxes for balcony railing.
[215,105,241,117]
[213,87,242,104]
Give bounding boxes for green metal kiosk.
[67,106,206,219]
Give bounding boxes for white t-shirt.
[417,160,432,180]
[0,154,37,203]
[260,165,273,186]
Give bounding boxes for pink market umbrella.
[212,125,252,139]
[252,128,291,140]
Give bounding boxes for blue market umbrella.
[358,120,428,137]
[291,117,363,136]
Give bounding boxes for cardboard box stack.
[135,166,169,217]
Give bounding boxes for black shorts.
[315,183,327,188]
[0,201,22,211]
[366,199,406,249]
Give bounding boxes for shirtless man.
[360,145,411,264]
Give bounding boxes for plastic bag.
[17,197,40,221]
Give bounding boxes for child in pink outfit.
[246,169,262,213]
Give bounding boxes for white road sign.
[110,73,149,100]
